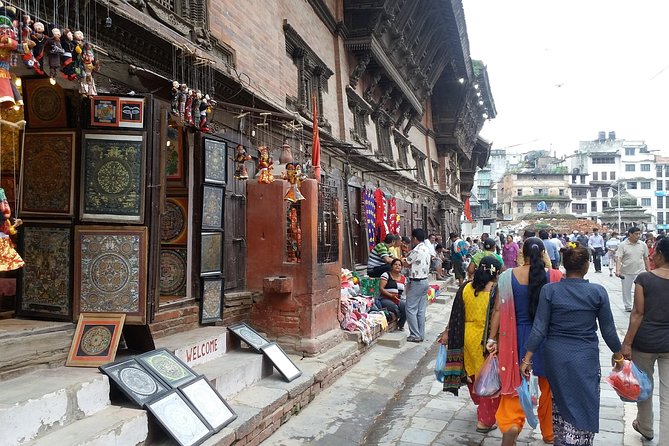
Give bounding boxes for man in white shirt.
[605,233,620,276]
[404,228,432,343]
[615,227,650,311]
[588,228,605,273]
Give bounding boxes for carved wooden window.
[317,178,340,264]
[412,148,426,184]
[376,122,393,160]
[348,103,368,145]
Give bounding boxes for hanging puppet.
[233,144,252,180]
[30,21,46,75]
[257,146,274,184]
[183,88,193,124]
[59,28,76,80]
[283,162,306,202]
[46,28,64,78]
[19,15,36,69]
[177,83,187,119]
[170,80,180,114]
[76,34,98,96]
[190,89,201,127]
[0,14,20,107]
[0,189,24,271]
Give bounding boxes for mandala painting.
[227,323,270,352]
[201,186,223,229]
[20,132,76,216]
[180,377,237,432]
[146,391,212,445]
[200,232,222,276]
[24,78,68,128]
[99,358,169,407]
[66,313,125,367]
[200,278,222,324]
[18,226,71,320]
[81,133,145,223]
[137,348,197,388]
[159,248,187,297]
[160,197,188,244]
[75,226,147,324]
[203,139,226,185]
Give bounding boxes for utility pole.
[617,181,622,233]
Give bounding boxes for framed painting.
[137,348,198,389]
[19,131,76,216]
[161,197,188,245]
[17,224,72,320]
[99,357,170,407]
[159,248,187,298]
[66,313,126,367]
[146,390,213,446]
[200,277,222,324]
[227,323,270,352]
[74,226,148,324]
[90,96,120,127]
[81,133,145,223]
[261,342,302,382]
[179,376,237,432]
[200,232,222,276]
[119,97,145,129]
[203,139,226,185]
[166,125,185,185]
[201,186,223,230]
[23,77,68,128]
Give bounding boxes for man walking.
[448,232,468,286]
[588,228,605,273]
[615,227,651,311]
[539,230,560,269]
[403,228,432,343]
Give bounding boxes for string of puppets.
[0,6,99,98]
[170,81,217,133]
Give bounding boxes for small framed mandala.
[99,357,169,407]
[227,322,270,352]
[146,390,213,446]
[261,342,303,382]
[137,348,198,389]
[66,313,126,367]
[179,376,237,432]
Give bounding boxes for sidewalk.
[263,266,662,445]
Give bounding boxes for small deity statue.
[233,144,252,180]
[286,206,302,263]
[283,162,306,202]
[256,146,274,184]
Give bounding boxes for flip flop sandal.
[632,419,654,441]
[475,425,497,434]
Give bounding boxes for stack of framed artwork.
[100,348,237,445]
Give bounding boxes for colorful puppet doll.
[59,28,76,80]
[78,40,97,96]
[234,144,252,180]
[0,14,19,107]
[257,146,274,184]
[46,28,64,78]
[0,189,24,271]
[283,162,306,202]
[30,21,46,75]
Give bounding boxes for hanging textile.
[387,198,398,234]
[464,197,473,222]
[363,188,376,251]
[374,188,386,243]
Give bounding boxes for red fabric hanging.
[464,197,473,222]
[387,198,398,234]
[374,188,386,243]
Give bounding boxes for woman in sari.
[441,256,503,433]
[487,237,562,445]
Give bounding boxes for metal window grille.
[286,202,302,263]
[317,179,339,264]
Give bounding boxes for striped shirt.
[367,242,392,269]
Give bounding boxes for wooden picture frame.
[146,390,213,446]
[99,357,170,407]
[17,223,72,320]
[166,125,185,185]
[66,313,126,367]
[81,133,146,223]
[137,348,198,389]
[19,131,76,216]
[90,96,120,127]
[118,97,145,129]
[203,139,226,185]
[179,376,237,432]
[261,342,302,382]
[161,197,188,245]
[227,323,270,352]
[74,226,148,324]
[201,185,223,230]
[159,247,187,298]
[23,77,68,128]
[200,232,222,276]
[200,277,222,324]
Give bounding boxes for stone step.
[154,326,229,368]
[194,349,274,400]
[0,368,110,445]
[376,330,407,348]
[25,406,148,446]
[0,319,75,381]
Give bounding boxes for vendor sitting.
[379,258,406,331]
[367,234,397,277]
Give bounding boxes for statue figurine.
[233,144,252,180]
[283,162,306,202]
[0,188,24,271]
[46,28,64,78]
[286,206,302,263]
[257,146,274,184]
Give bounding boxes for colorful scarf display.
[363,188,376,251]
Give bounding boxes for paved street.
[264,265,662,445]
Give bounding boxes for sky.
[461,0,669,156]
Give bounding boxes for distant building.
[655,155,669,230]
[499,171,571,220]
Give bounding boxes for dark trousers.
[593,247,603,272]
[380,298,406,329]
[367,264,391,278]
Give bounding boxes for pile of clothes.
[339,269,388,345]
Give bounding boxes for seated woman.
[379,258,407,331]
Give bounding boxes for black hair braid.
[524,237,547,320]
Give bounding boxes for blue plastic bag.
[474,354,501,397]
[529,373,539,407]
[516,376,538,428]
[607,360,653,403]
[435,344,447,383]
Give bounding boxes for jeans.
[593,247,603,272]
[621,274,637,310]
[405,279,429,339]
[633,349,669,443]
[380,298,406,329]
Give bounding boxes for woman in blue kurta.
[521,242,623,445]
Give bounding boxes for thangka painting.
[200,232,222,276]
[23,78,68,129]
[201,186,223,230]
[161,197,188,245]
[203,139,226,185]
[81,133,145,223]
[136,348,197,389]
[146,390,213,446]
[66,313,126,367]
[159,248,187,298]
[20,132,76,216]
[99,358,170,408]
[18,225,72,320]
[166,125,185,186]
[74,226,148,324]
[200,277,222,324]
